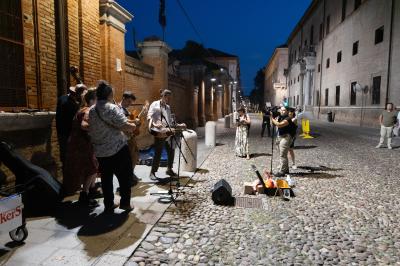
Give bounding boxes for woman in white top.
[235,106,251,160]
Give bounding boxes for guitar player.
[147,89,178,181]
[118,91,142,182]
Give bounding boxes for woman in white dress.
[235,107,251,159]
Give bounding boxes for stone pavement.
[2,115,400,265]
[127,115,400,265]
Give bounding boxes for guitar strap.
[94,106,119,130]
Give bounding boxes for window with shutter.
[0,0,26,107]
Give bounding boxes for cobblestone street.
[128,115,400,265]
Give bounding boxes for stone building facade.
[264,45,288,107]
[286,0,399,126]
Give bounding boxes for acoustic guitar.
[129,101,149,136]
[150,122,187,139]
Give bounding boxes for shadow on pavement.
[54,201,99,230]
[77,211,129,237]
[293,145,317,150]
[297,165,343,172]
[216,143,225,146]
[294,172,342,179]
[196,168,209,174]
[251,153,271,158]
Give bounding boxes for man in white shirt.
[147,89,176,180]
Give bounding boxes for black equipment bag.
[0,142,63,211]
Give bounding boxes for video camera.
[267,106,280,119]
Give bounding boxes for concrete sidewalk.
[0,125,219,266]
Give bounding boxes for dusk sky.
[118,0,312,95]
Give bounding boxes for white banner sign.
[0,194,23,232]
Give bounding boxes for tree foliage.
[249,68,265,106]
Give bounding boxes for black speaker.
[211,179,234,206]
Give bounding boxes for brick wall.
[1,0,102,185]
[124,55,155,149]
[81,0,101,86]
[100,24,126,97]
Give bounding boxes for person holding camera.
[271,106,293,177]
[235,106,251,160]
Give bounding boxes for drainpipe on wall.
[317,0,326,119]
[385,0,395,106]
[32,0,43,110]
[55,0,69,97]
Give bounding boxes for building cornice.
[138,41,172,56]
[287,0,320,44]
[264,47,288,74]
[100,0,133,33]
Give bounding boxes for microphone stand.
[150,103,193,205]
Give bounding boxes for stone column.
[205,84,214,121]
[223,84,229,115]
[137,40,171,101]
[198,80,206,126]
[213,89,218,120]
[304,56,316,109]
[216,88,223,119]
[193,86,199,128]
[99,0,133,97]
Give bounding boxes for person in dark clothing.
[56,84,87,166]
[271,106,294,177]
[261,108,271,137]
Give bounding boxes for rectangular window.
[0,0,26,107]
[352,41,359,55]
[293,96,295,105]
[318,64,321,72]
[335,86,340,106]
[294,51,297,61]
[354,0,361,10]
[342,0,347,22]
[326,15,331,34]
[325,88,329,106]
[350,82,357,105]
[304,39,307,46]
[316,90,320,106]
[337,51,342,63]
[298,76,300,82]
[319,23,324,41]
[310,25,314,45]
[326,58,330,68]
[296,95,299,105]
[375,26,384,44]
[372,76,381,104]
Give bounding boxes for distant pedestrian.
[261,108,271,137]
[376,103,398,149]
[235,106,251,160]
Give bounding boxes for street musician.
[147,89,185,180]
[118,91,147,183]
